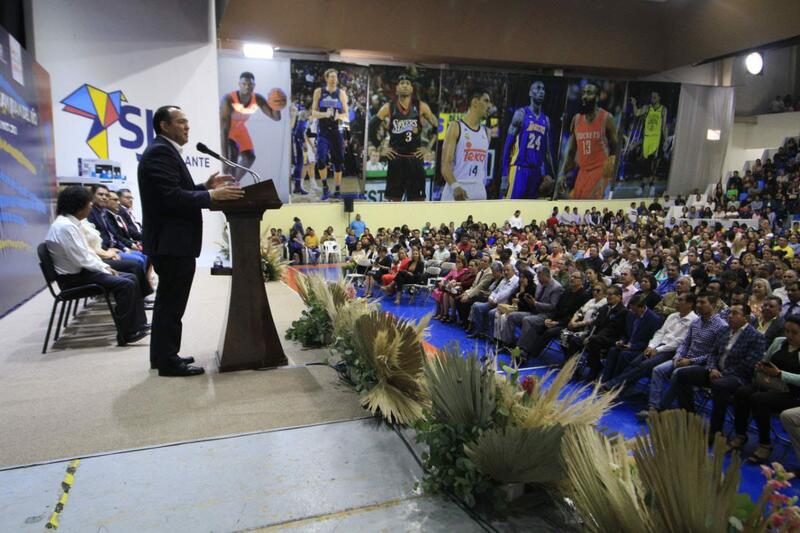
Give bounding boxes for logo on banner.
[60,83,210,168]
[61,84,127,159]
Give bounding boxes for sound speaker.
[343,197,354,213]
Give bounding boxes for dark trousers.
[104,258,153,297]
[601,347,643,384]
[673,366,741,435]
[394,270,419,291]
[733,385,800,444]
[457,295,486,325]
[58,269,146,338]
[585,334,617,379]
[150,256,196,369]
[604,351,674,390]
[520,325,562,360]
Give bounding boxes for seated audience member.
[518,271,588,360]
[603,293,697,393]
[106,190,142,242]
[288,230,305,264]
[87,185,148,272]
[343,241,369,275]
[634,273,662,309]
[494,268,537,347]
[748,277,773,321]
[116,188,143,235]
[655,275,692,318]
[730,315,800,463]
[363,246,393,298]
[45,186,149,345]
[435,257,476,323]
[753,296,786,345]
[467,263,518,338]
[561,281,608,356]
[456,257,497,327]
[381,249,410,291]
[433,255,468,319]
[388,248,425,304]
[667,303,765,443]
[582,285,628,381]
[637,292,727,419]
[655,263,681,296]
[600,294,664,384]
[774,269,798,304]
[618,267,639,306]
[783,283,800,318]
[515,267,564,349]
[81,218,153,299]
[304,227,320,263]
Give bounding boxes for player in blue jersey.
[501,81,556,199]
[311,69,349,199]
[290,104,310,195]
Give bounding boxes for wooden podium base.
[211,181,287,372]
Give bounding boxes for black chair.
[37,243,119,353]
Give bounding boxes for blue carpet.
[295,265,800,501]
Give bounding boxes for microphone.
[196,142,262,184]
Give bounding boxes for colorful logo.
[60,84,127,159]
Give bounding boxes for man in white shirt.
[467,262,518,338]
[45,186,149,345]
[602,293,697,393]
[507,210,524,230]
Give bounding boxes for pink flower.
[762,464,775,479]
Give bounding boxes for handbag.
[753,369,789,393]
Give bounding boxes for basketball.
[267,88,287,111]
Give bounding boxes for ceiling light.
[243,43,274,59]
[745,52,763,75]
[706,129,721,141]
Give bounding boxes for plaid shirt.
[674,314,728,365]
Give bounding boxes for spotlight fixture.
[243,43,274,59]
[745,52,763,75]
[706,129,721,141]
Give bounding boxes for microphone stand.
[219,154,262,184]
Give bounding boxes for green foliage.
[284,297,333,347]
[332,334,376,394]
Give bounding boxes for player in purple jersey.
[502,81,556,199]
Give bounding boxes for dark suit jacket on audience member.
[591,302,628,343]
[118,206,143,241]
[751,316,786,348]
[551,288,590,327]
[88,206,125,250]
[706,324,766,383]
[532,279,564,317]
[622,308,663,351]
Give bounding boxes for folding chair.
[37,243,120,353]
[321,240,342,263]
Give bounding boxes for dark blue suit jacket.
[87,206,131,250]
[137,136,210,257]
[706,324,766,383]
[623,308,663,351]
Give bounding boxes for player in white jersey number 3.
[441,89,492,201]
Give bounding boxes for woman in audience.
[304,227,320,263]
[389,249,425,304]
[635,273,662,309]
[749,277,773,320]
[433,255,467,320]
[362,246,393,298]
[493,268,536,347]
[342,241,368,275]
[729,315,800,463]
[561,281,608,356]
[289,230,305,264]
[380,249,410,296]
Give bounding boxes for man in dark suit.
[600,294,663,383]
[138,105,244,377]
[107,190,142,242]
[117,188,143,235]
[583,285,628,381]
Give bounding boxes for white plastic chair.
[322,240,342,263]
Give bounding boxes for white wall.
[28,0,225,265]
[724,111,800,174]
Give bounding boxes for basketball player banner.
[365,65,440,201]
[288,60,368,203]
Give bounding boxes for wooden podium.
[210,180,288,372]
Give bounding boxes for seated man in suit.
[665,303,765,443]
[581,285,628,381]
[515,267,564,351]
[45,186,149,345]
[116,188,143,237]
[754,295,786,346]
[88,184,148,273]
[602,293,697,394]
[456,255,495,327]
[467,262,518,338]
[518,270,587,361]
[107,190,142,242]
[600,294,663,384]
[655,275,692,318]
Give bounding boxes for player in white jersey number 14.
[440,88,492,201]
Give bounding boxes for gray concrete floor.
[0,419,485,532]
